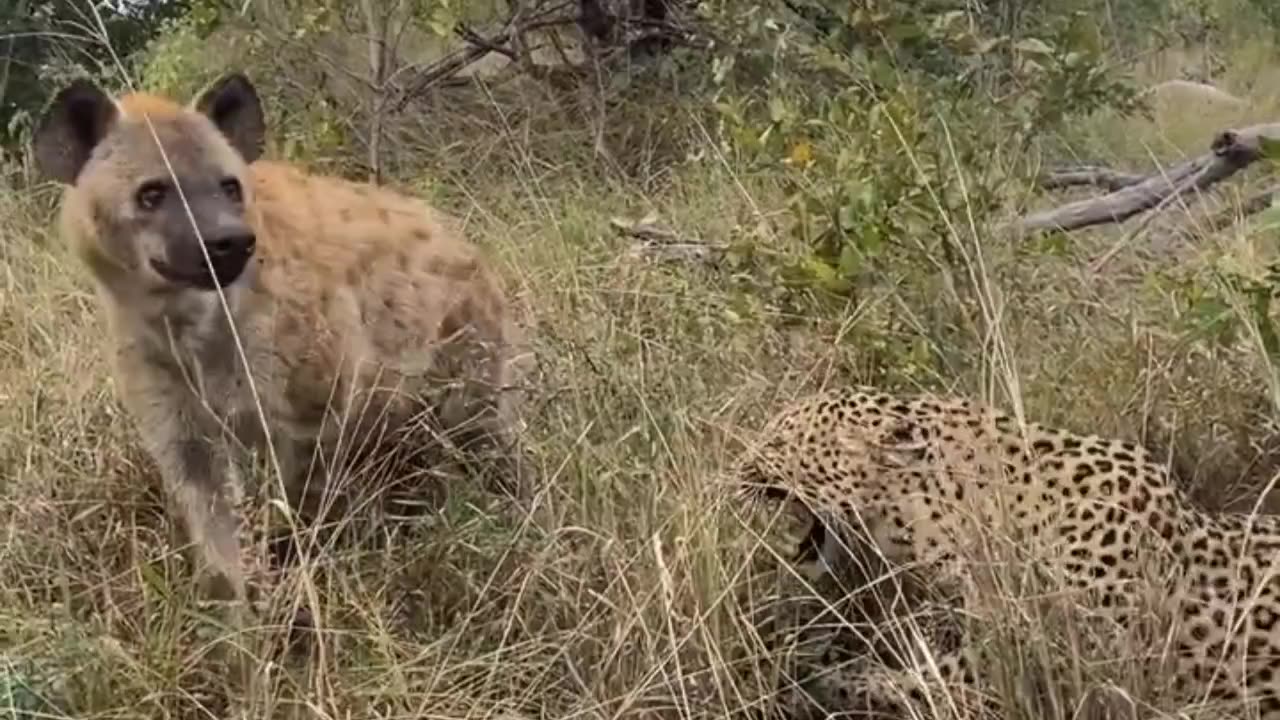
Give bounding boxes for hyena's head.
[32,74,265,292]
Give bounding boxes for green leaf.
[768,96,788,123]
[0,659,55,717]
[802,256,854,294]
[837,202,858,231]
[712,101,743,126]
[1037,230,1070,256]
[1256,203,1280,233]
[932,10,966,34]
[1188,294,1235,342]
[837,243,861,278]
[977,37,1003,54]
[135,558,168,599]
[869,59,897,89]
[711,55,735,84]
[1259,136,1280,162]
[1252,290,1280,365]
[859,224,884,256]
[1064,12,1103,59]
[1013,37,1055,57]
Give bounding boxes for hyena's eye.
[220,178,243,203]
[135,181,167,211]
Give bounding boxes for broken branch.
[1037,165,1146,191]
[1011,123,1280,235]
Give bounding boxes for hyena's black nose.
[206,232,256,257]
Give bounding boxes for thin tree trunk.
[360,0,395,185]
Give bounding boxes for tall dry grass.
[3,21,1280,720]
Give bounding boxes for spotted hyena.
[31,73,524,615]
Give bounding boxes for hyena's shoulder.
[247,160,488,282]
[242,161,511,356]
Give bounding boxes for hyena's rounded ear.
[32,79,119,185]
[194,73,265,164]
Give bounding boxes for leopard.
[735,385,1280,719]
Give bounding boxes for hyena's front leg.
[116,361,254,612]
[167,440,252,608]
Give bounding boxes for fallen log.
[1011,123,1280,235]
[1038,166,1146,191]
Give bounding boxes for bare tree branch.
[384,0,702,111]
[390,40,510,112]
[389,2,579,112]
[1010,123,1280,234]
[1037,166,1146,191]
[456,23,521,63]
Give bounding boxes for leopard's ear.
[33,79,120,184]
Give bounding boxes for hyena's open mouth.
[150,248,253,291]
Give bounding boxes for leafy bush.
[134,3,356,171]
[698,1,1143,302]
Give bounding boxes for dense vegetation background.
[4,0,1280,717]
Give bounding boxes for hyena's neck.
[101,281,245,365]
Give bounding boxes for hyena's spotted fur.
[32,74,524,616]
